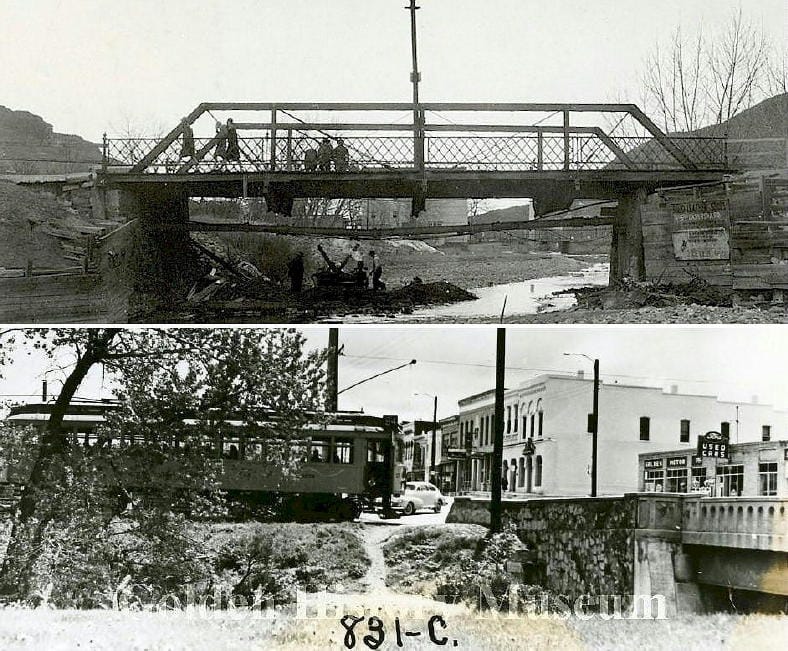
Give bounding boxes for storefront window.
[666,467,688,492]
[690,466,707,492]
[716,464,744,496]
[644,469,663,492]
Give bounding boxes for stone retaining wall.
[447,495,638,599]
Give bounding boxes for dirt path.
[359,523,400,593]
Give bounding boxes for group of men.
[178,117,241,163]
[180,119,350,172]
[287,249,385,294]
[303,137,349,172]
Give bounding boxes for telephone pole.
[490,328,506,533]
[327,328,339,412]
[406,0,424,172]
[591,358,599,497]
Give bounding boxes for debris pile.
[177,239,477,321]
[562,277,734,311]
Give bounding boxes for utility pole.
[430,395,437,484]
[591,358,599,497]
[406,0,424,172]
[490,328,506,533]
[327,328,339,412]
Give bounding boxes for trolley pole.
[327,328,339,412]
[490,328,506,533]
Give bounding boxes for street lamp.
[414,392,438,483]
[564,352,600,497]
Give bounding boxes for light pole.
[414,392,438,483]
[564,352,600,497]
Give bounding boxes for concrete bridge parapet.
[682,496,787,552]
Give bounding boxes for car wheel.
[404,502,415,516]
[433,502,442,513]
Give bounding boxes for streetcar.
[3,401,399,520]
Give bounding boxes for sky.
[0,0,784,142]
[2,326,788,423]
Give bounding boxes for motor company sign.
[670,199,730,261]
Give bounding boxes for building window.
[759,462,777,496]
[762,425,771,442]
[518,457,525,488]
[644,469,663,492]
[538,411,543,437]
[513,404,519,432]
[535,455,543,487]
[721,422,730,437]
[522,416,527,439]
[690,466,707,492]
[716,464,744,496]
[506,406,511,434]
[530,414,535,438]
[680,419,690,443]
[666,467,688,493]
[639,417,650,441]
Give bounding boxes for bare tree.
[639,9,778,133]
[706,8,772,125]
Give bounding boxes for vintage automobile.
[391,481,445,515]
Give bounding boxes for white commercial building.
[457,373,788,496]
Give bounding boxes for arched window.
[536,399,544,437]
[506,406,511,433]
[513,404,518,432]
[518,457,525,488]
[535,455,543,487]
[529,400,535,439]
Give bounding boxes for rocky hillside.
[0,106,102,174]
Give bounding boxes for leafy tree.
[0,328,327,604]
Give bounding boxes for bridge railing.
[101,102,730,175]
[105,132,728,173]
[682,496,787,552]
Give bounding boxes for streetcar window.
[309,437,331,463]
[333,438,354,464]
[245,442,264,461]
[367,440,385,463]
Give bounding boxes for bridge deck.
[99,168,728,200]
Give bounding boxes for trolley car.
[3,402,399,520]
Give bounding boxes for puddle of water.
[337,263,609,323]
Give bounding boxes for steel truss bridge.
[98,102,732,226]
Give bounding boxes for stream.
[338,262,609,323]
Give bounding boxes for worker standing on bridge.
[213,120,228,163]
[225,118,240,162]
[317,137,333,171]
[332,138,349,172]
[179,118,195,160]
[288,251,305,293]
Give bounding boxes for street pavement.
[359,496,453,527]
